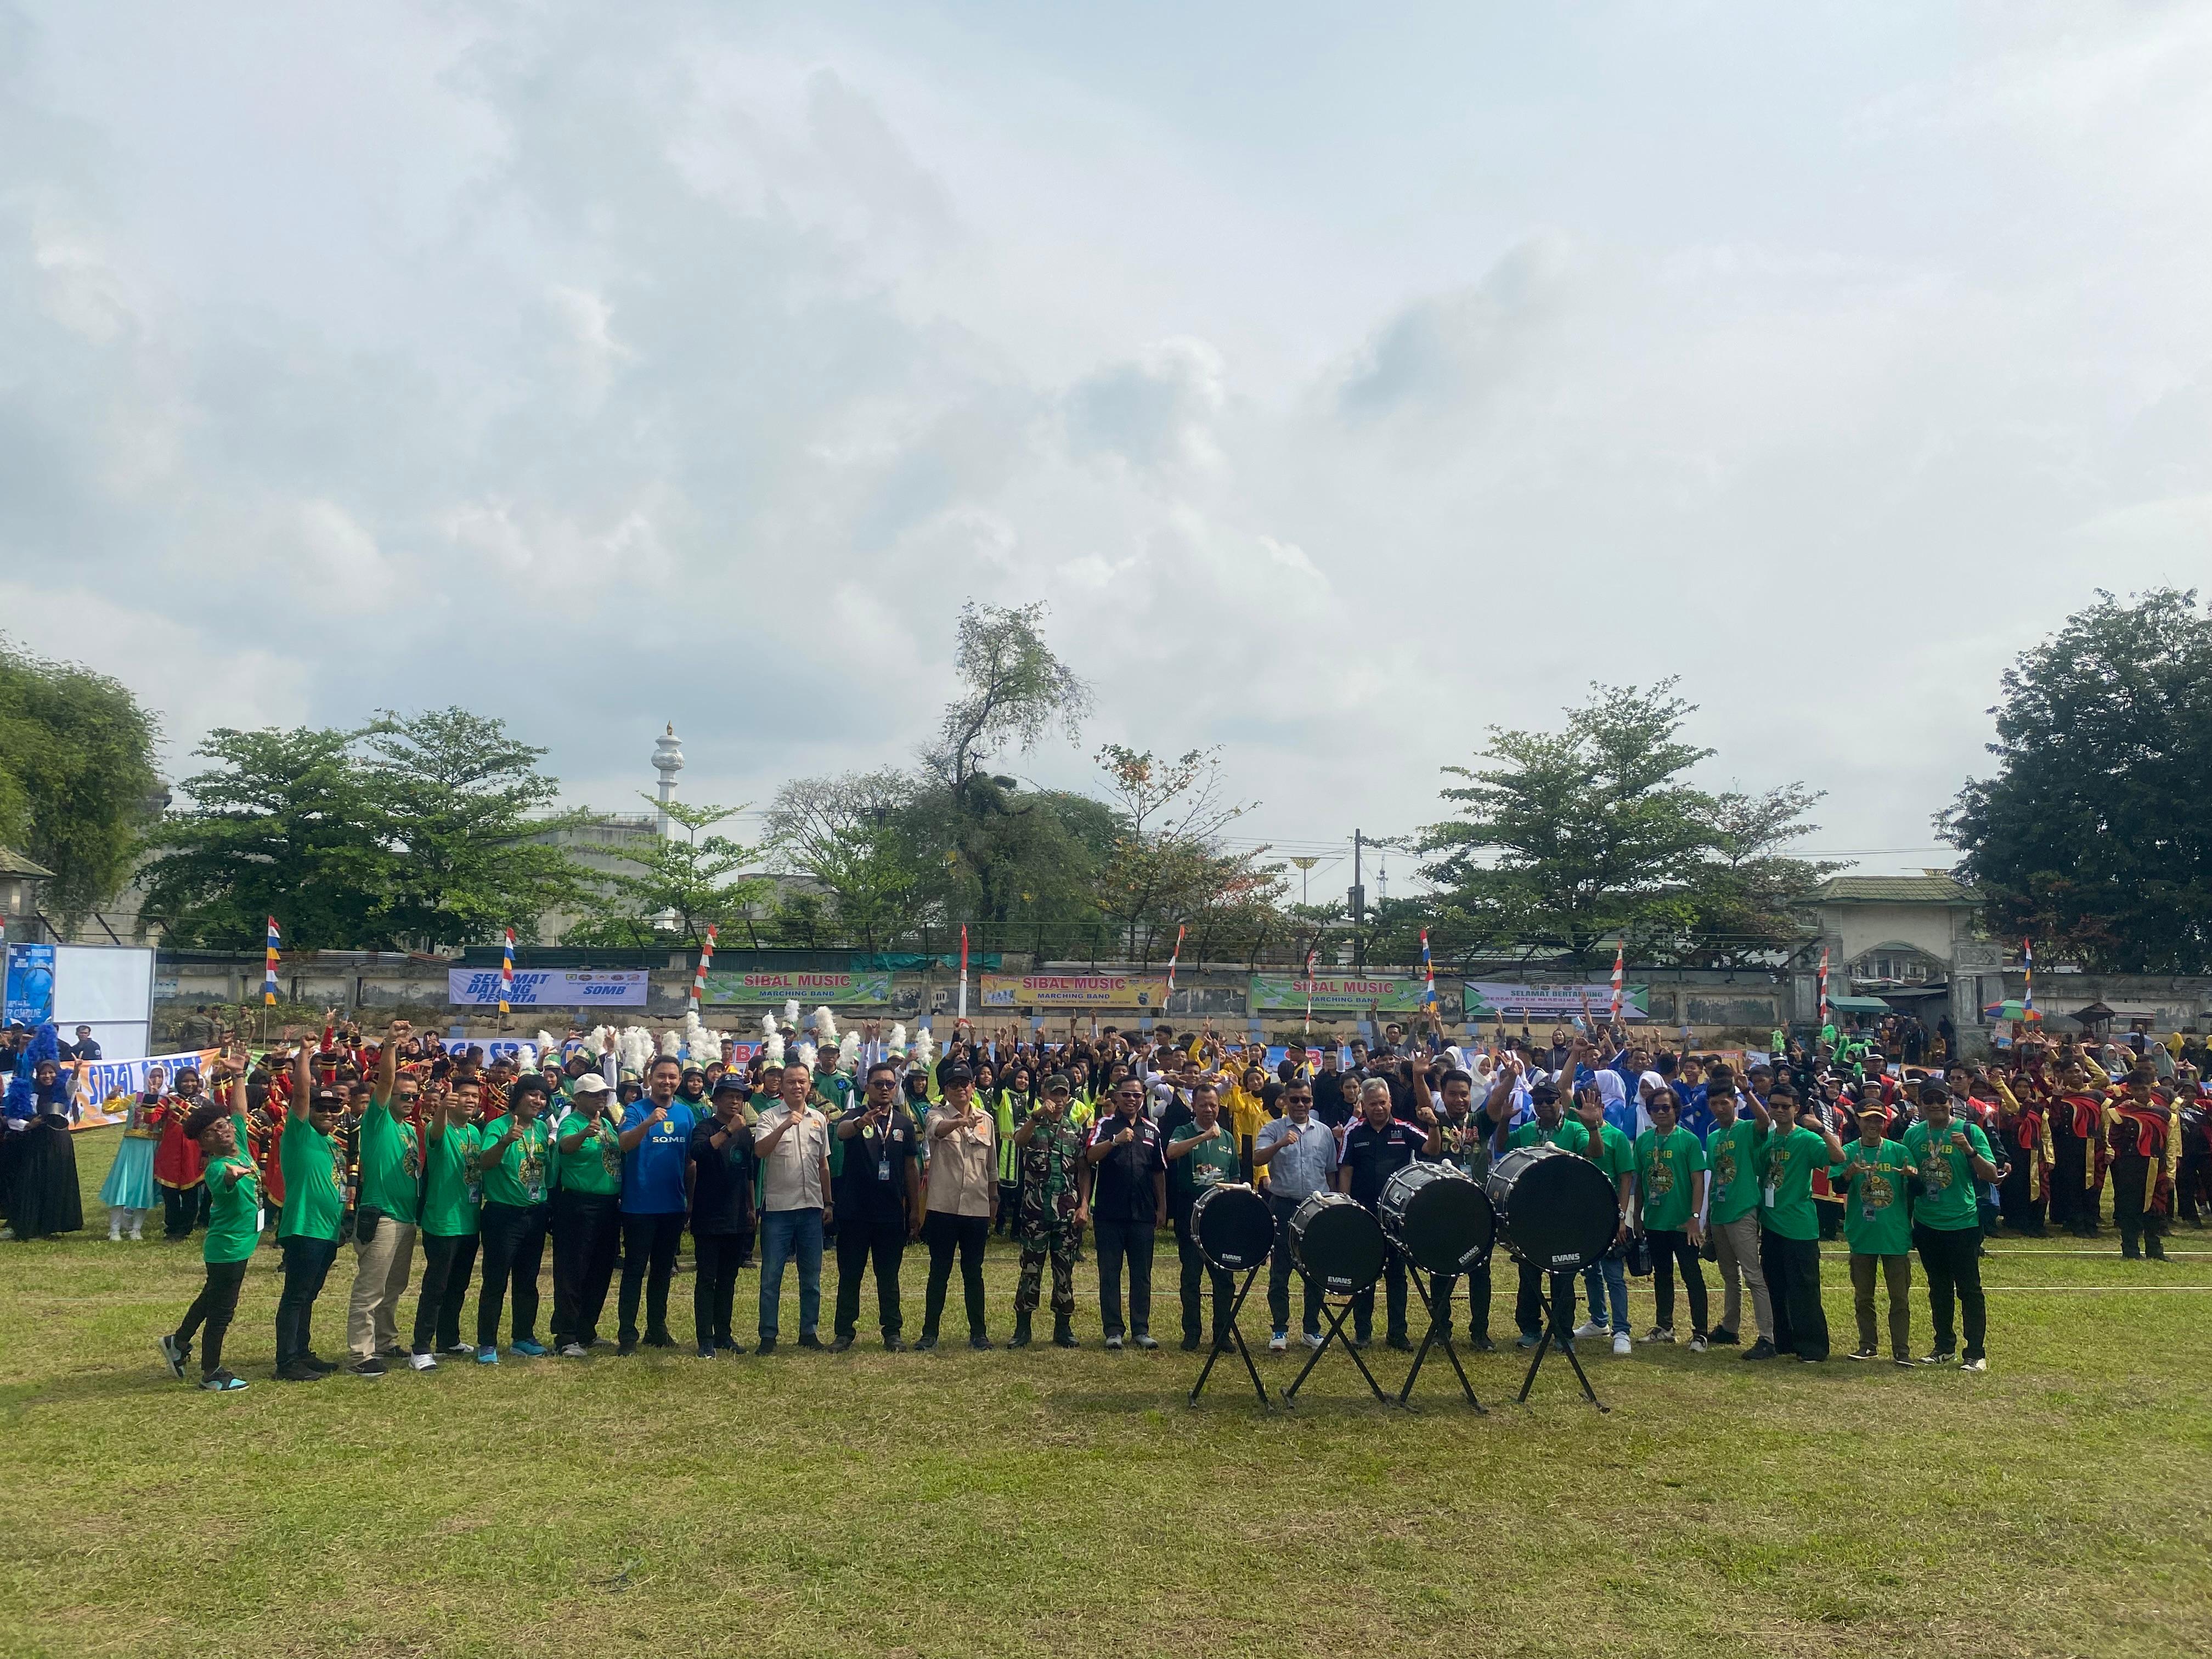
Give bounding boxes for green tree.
[562,799,771,949]
[1089,745,1282,960]
[1942,588,2212,972]
[360,708,590,949]
[0,640,162,919]
[1669,785,1842,966]
[139,727,388,949]
[764,768,934,949]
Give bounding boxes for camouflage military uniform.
[1014,1111,1086,1317]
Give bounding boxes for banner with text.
[1249,975,1432,1013]
[701,970,895,1006]
[1463,981,1650,1021]
[448,969,650,1008]
[980,974,1171,1010]
[66,1048,223,1126]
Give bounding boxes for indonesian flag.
[499,927,515,1015]
[690,923,718,1010]
[1817,944,1830,1027]
[1608,943,1624,1022]
[1165,924,1186,993]
[957,923,969,1025]
[264,917,282,1007]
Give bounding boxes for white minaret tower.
[651,723,684,837]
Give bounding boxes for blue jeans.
[758,1207,825,1340]
[1581,1251,1629,1334]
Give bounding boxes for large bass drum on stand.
[1288,1190,1385,1295]
[1191,1182,1274,1272]
[1484,1143,1618,1274]
[1378,1161,1495,1276]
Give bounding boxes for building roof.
[1814,874,1976,906]
[0,845,54,879]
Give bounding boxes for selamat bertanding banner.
[447,969,650,1008]
[1462,981,1650,1021]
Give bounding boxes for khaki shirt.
[924,1103,997,1217]
[757,1104,830,1212]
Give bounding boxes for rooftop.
[0,845,55,879]
[1814,874,1976,906]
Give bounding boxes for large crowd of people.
[2,1009,2204,1394]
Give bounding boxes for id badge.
[877,1155,891,1182]
[1762,1184,1777,1207]
[526,1178,544,1204]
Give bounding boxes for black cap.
[710,1075,747,1097]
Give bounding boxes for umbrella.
[1982,1000,2039,1022]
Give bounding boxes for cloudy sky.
[4,1,2207,887]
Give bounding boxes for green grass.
[5,1127,2209,1658]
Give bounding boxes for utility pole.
[1349,829,1365,973]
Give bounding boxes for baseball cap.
[572,1073,610,1097]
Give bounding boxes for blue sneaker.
[475,1345,499,1365]
[510,1338,548,1357]
[198,1369,249,1392]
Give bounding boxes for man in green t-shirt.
[1903,1082,1999,1371]
[346,1022,425,1377]
[550,1069,624,1358]
[409,1077,484,1368]
[1831,1104,1915,1364]
[1633,1091,1710,1351]
[475,1076,554,1363]
[274,1039,346,1382]
[160,1058,259,1392]
[1563,1087,1637,1356]
[1702,1068,1775,1359]
[1753,1087,1845,1362]
[1494,1075,1577,1347]
[1165,1082,1243,1353]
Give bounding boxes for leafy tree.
[1670,785,1842,966]
[764,768,934,949]
[1089,746,1281,959]
[562,799,770,949]
[0,640,162,919]
[361,708,589,949]
[1942,588,2212,972]
[139,727,388,949]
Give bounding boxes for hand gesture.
[387,1018,413,1041]
[1115,1124,1135,1147]
[1415,1104,1437,1128]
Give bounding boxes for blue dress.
[99,1100,160,1210]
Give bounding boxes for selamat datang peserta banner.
[701,970,895,1006]
[448,969,649,1007]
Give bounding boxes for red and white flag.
[1607,943,1624,1023]
[1817,944,1830,1028]
[690,923,718,1011]
[957,923,969,1026]
[1165,924,1186,993]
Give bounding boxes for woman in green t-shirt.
[159,1057,259,1392]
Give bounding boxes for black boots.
[1009,1312,1032,1349]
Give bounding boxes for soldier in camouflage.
[1010,1074,1088,1348]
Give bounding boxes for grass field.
[4,1126,2209,1658]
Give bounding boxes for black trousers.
[162,1182,209,1239]
[1815,1199,1844,1243]
[2111,1158,2166,1259]
[1266,1194,1322,1336]
[2180,1152,2210,1226]
[994,1182,1019,1236]
[1427,1257,1492,1340]
[617,1211,686,1341]
[1648,1227,1709,1336]
[1350,1245,1409,1343]
[1514,1262,1577,1339]
[477,1200,549,1347]
[921,1211,990,1338]
[1172,1195,1234,1342]
[834,1218,909,1340]
[1092,1215,1156,1339]
[413,1231,478,1353]
[692,1228,750,1347]
[1997,1155,2045,1233]
[550,1189,619,1347]
[2052,1139,2097,1233]
[175,1257,249,1377]
[275,1234,338,1367]
[1760,1231,1828,1361]
[1912,1222,1987,1358]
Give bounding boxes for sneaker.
[1960,1356,1988,1373]
[276,1361,324,1383]
[1645,1327,1675,1344]
[198,1369,249,1392]
[1918,1351,1956,1367]
[510,1339,549,1358]
[796,1333,824,1351]
[158,1335,188,1380]
[616,1336,639,1357]
[559,1342,589,1358]
[643,1332,677,1350]
[1302,1330,1324,1349]
[1103,1334,1124,1351]
[444,1343,476,1358]
[1893,1357,1915,1368]
[1572,1319,1606,1340]
[913,1333,936,1352]
[755,1336,778,1355]
[1688,1335,1708,1354]
[380,1344,410,1361]
[1846,1347,1877,1362]
[1515,1330,1541,1350]
[1612,1333,1632,1357]
[831,1335,856,1353]
[970,1334,995,1351]
[1386,1335,1414,1353]
[407,1352,437,1372]
[884,1336,907,1352]
[1180,1334,1201,1352]
[1707,1327,1739,1346]
[1132,1333,1158,1350]
[697,1344,716,1359]
[349,1357,387,1378]
[1348,1335,1370,1350]
[1469,1333,1497,1353]
[302,1352,338,1375]
[1742,1339,1777,1361]
[1268,1331,1289,1353]
[475,1346,499,1365]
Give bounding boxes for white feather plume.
[657,1029,681,1058]
[535,1030,558,1053]
[764,1030,785,1065]
[795,1039,818,1071]
[515,1042,538,1070]
[913,1025,936,1068]
[812,1006,838,1043]
[887,1022,907,1056]
[838,1032,860,1071]
[783,998,800,1025]
[760,1013,778,1039]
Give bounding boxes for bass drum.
[1191,1182,1274,1272]
[1378,1161,1494,1276]
[1288,1190,1386,1295]
[1483,1143,1618,1273]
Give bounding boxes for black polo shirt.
[1340,1118,1426,1208]
[1087,1111,1166,1222]
[688,1116,758,1235]
[836,1103,918,1226]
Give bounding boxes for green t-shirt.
[1830,1137,1913,1255]
[1755,1124,1830,1241]
[1634,1126,1708,1232]
[478,1115,551,1208]
[1704,1119,1762,1226]
[1504,1117,1575,1152]
[1903,1119,1991,1232]
[204,1142,262,1265]
[357,1095,422,1226]
[420,1121,483,1238]
[1558,1119,1634,1185]
[277,1114,345,1243]
[1178,1121,1241,1190]
[556,1110,625,1197]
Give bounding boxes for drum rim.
[1380,1161,1493,1272]
[1288,1192,1385,1291]
[1192,1182,1273,1271]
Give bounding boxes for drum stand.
[1279,1289,1392,1408]
[1186,1265,1272,1409]
[1515,1271,1610,1413]
[1396,1266,1485,1412]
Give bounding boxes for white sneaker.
[1646,1327,1676,1344]
[444,1344,475,1357]
[108,1229,122,1242]
[129,1228,144,1241]
[1689,1335,1708,1353]
[1104,1334,1124,1351]
[1302,1331,1325,1350]
[1268,1331,1288,1353]
[1572,1320,1606,1340]
[559,1341,589,1358]
[1612,1333,1632,1357]
[407,1352,437,1372]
